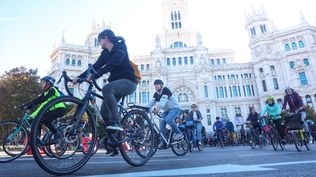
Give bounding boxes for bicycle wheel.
[0,121,29,163]
[171,131,188,156]
[120,109,154,166]
[270,129,279,151]
[248,133,256,149]
[197,141,203,151]
[293,132,303,152]
[150,132,159,157]
[30,96,96,175]
[82,136,99,155]
[304,133,311,151]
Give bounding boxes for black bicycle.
[30,65,154,175]
[245,122,263,149]
[265,116,285,151]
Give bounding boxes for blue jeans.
[159,108,181,142]
[193,121,202,141]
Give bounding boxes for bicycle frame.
[148,113,174,146]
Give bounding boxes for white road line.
[87,158,188,164]
[78,160,316,177]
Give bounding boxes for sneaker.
[106,123,123,131]
[157,142,167,149]
[110,148,119,156]
[173,133,184,141]
[281,139,287,145]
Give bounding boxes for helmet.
[153,79,164,85]
[285,86,293,94]
[267,95,274,101]
[41,76,55,85]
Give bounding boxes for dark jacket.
[189,110,202,121]
[246,112,260,123]
[79,41,137,83]
[282,92,304,113]
[225,121,234,132]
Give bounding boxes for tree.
[0,67,41,121]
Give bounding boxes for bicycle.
[244,122,263,149]
[0,109,72,163]
[130,105,189,157]
[265,115,285,151]
[29,65,154,175]
[184,119,203,152]
[213,129,224,148]
[284,112,311,152]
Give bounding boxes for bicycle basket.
[284,113,303,130]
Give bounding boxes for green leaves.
[0,67,41,121]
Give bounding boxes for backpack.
[130,61,141,84]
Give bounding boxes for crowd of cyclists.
[1,29,315,175]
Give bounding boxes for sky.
[0,0,315,77]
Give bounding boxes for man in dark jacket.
[246,107,262,134]
[282,87,309,132]
[189,104,203,145]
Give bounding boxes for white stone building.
[49,0,316,132]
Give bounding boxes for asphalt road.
[1,144,316,177]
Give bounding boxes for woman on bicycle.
[246,107,262,135]
[20,76,66,140]
[261,95,286,144]
[73,29,138,132]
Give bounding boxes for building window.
[167,58,170,66]
[235,107,241,116]
[77,60,81,67]
[260,24,266,33]
[242,86,246,96]
[303,58,309,66]
[246,85,251,96]
[217,59,220,65]
[71,59,76,66]
[172,58,176,66]
[259,68,263,73]
[270,65,275,71]
[222,58,226,64]
[178,57,182,65]
[262,80,267,92]
[178,93,189,102]
[285,44,291,51]
[244,74,248,78]
[65,59,70,65]
[273,78,279,90]
[211,59,214,65]
[221,108,228,118]
[207,115,212,126]
[231,74,235,79]
[216,87,219,98]
[299,72,308,85]
[190,56,194,64]
[217,75,222,80]
[292,42,297,49]
[146,64,150,70]
[232,86,238,97]
[306,95,313,108]
[219,87,224,98]
[224,87,228,98]
[238,86,241,97]
[184,57,188,65]
[251,85,255,96]
[298,41,305,48]
[204,85,208,98]
[289,61,295,69]
[141,64,144,70]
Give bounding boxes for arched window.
[172,58,176,66]
[71,59,76,66]
[262,80,267,92]
[146,64,150,70]
[285,44,291,51]
[219,87,224,98]
[303,58,309,66]
[289,61,295,69]
[178,57,182,65]
[232,86,238,97]
[184,57,188,65]
[190,56,194,64]
[306,95,313,107]
[77,60,81,67]
[299,72,308,85]
[170,41,187,48]
[216,87,219,98]
[204,85,208,98]
[141,64,144,70]
[178,93,189,102]
[273,78,279,90]
[65,59,70,65]
[298,41,304,48]
[292,42,297,49]
[167,58,170,66]
[246,85,251,96]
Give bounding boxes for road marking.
[238,152,301,157]
[87,158,188,164]
[79,160,316,177]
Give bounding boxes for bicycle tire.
[30,96,96,175]
[248,132,256,149]
[0,121,29,163]
[197,141,203,151]
[270,129,279,151]
[120,109,154,166]
[293,132,303,152]
[171,131,188,156]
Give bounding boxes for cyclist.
[261,95,286,144]
[20,76,66,140]
[282,87,309,133]
[189,104,203,146]
[73,29,137,131]
[147,79,183,149]
[213,116,224,138]
[246,107,262,136]
[225,118,235,144]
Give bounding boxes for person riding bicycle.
[147,79,183,149]
[20,76,66,140]
[73,29,137,132]
[246,106,262,136]
[213,116,224,136]
[189,104,203,146]
[261,95,286,144]
[282,87,309,133]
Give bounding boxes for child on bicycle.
[20,76,66,140]
[147,79,183,149]
[260,95,286,144]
